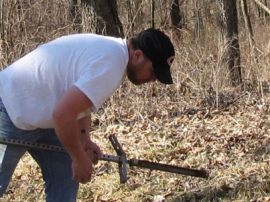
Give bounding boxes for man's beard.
[126,65,141,85]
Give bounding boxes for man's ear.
[133,49,144,64]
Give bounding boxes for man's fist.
[84,140,102,164]
[72,151,93,183]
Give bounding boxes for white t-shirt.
[0,34,128,130]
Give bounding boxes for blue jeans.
[0,98,79,202]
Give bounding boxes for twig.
[254,0,270,15]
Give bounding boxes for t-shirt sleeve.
[74,59,125,111]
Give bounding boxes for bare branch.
[254,0,270,15]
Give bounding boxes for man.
[0,28,175,201]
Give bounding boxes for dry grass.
[1,86,269,202]
[0,1,270,201]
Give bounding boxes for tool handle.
[109,134,125,155]
[99,154,120,163]
[129,159,208,179]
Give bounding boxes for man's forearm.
[79,115,91,133]
[78,115,92,143]
[53,115,85,160]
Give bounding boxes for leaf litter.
[0,85,269,202]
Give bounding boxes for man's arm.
[78,115,91,147]
[78,116,102,164]
[78,115,91,136]
[53,86,94,183]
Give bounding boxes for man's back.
[0,34,128,130]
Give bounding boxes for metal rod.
[0,136,209,179]
[0,136,119,162]
[129,159,208,178]
[0,137,66,152]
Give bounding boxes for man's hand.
[84,140,102,164]
[78,115,102,164]
[53,86,96,184]
[71,151,93,183]
[71,137,101,183]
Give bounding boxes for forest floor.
[0,88,269,202]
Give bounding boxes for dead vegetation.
[1,89,269,202]
[0,0,270,201]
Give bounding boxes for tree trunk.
[0,1,26,66]
[151,0,155,28]
[217,0,242,86]
[193,0,203,38]
[126,0,134,35]
[170,0,183,29]
[0,0,4,68]
[241,0,258,60]
[0,0,4,41]
[82,0,124,37]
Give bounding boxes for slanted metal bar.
[129,159,208,179]
[108,134,125,155]
[109,134,128,183]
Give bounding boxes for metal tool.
[0,135,209,183]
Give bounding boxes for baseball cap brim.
[154,63,173,84]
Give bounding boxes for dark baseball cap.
[136,28,175,84]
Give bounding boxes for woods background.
[0,0,270,202]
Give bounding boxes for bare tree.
[170,0,183,29]
[193,0,204,38]
[81,0,124,37]
[151,0,155,28]
[255,0,270,15]
[241,0,258,61]
[126,0,135,35]
[0,1,26,66]
[254,0,270,22]
[217,0,242,86]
